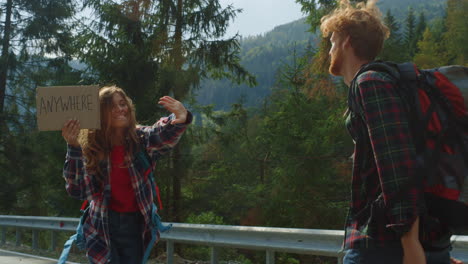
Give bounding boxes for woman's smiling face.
[110,93,129,129]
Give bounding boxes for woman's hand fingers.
[158,96,180,111]
[62,119,80,147]
[160,96,176,102]
[158,96,188,124]
[62,119,74,137]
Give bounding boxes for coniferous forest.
[0,0,466,263]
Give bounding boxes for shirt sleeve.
[63,144,102,200]
[137,111,192,162]
[356,71,422,236]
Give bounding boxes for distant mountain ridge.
[195,18,314,109]
[195,0,447,110]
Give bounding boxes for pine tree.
[295,0,337,31]
[0,0,77,215]
[379,9,405,62]
[77,0,255,221]
[404,7,416,59]
[414,12,427,54]
[0,0,75,126]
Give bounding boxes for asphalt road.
[0,249,80,264]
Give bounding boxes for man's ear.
[342,35,352,49]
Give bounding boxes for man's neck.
[343,57,371,86]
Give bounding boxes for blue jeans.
[108,210,144,264]
[343,246,451,264]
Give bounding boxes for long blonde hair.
[79,85,140,182]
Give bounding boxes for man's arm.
[356,71,424,262]
[401,217,426,264]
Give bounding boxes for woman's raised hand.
[62,119,81,147]
[158,96,188,125]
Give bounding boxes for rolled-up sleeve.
[137,111,192,162]
[356,71,422,236]
[63,144,101,200]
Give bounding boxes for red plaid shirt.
[63,113,190,264]
[344,66,451,250]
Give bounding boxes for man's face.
[329,32,344,76]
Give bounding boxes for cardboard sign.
[36,85,100,131]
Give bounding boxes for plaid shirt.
[63,113,190,264]
[344,67,451,249]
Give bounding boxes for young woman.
[61,86,191,264]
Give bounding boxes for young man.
[319,1,458,263]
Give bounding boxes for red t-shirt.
[108,145,139,212]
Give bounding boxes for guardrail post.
[266,250,275,264]
[210,246,220,264]
[50,231,57,251]
[1,227,5,245]
[15,228,21,247]
[32,230,39,249]
[166,241,174,264]
[337,256,343,264]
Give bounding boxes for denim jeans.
[108,209,144,264]
[343,246,451,264]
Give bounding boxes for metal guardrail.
[0,215,467,264]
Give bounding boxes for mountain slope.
[195,0,447,110]
[195,18,315,109]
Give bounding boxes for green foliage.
[76,0,254,122]
[404,7,417,59]
[0,0,80,216]
[414,0,468,67]
[444,0,468,65]
[0,59,84,216]
[184,50,351,231]
[186,211,225,225]
[379,9,405,62]
[414,28,449,68]
[415,12,427,52]
[294,0,336,32]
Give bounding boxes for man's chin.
[329,67,341,76]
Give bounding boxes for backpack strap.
[138,134,164,210]
[57,233,78,264]
[142,204,173,263]
[58,202,89,264]
[137,134,173,264]
[396,62,418,81]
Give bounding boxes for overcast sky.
[218,0,305,37]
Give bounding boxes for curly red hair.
[320,0,389,60]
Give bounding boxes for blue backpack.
[58,146,171,264]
